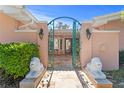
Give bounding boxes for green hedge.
[0,42,39,78]
[119,51,124,65]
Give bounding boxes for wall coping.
[15,30,38,32]
[92,30,120,33]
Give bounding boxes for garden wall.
[37,23,48,68]
[80,22,92,68]
[0,12,48,68]
[80,22,119,71]
[95,19,124,51]
[92,31,119,70]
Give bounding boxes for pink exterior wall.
[80,23,92,68]
[0,11,120,70]
[0,13,37,43]
[95,19,124,51]
[92,31,119,70]
[0,12,48,68]
[80,22,119,71]
[37,23,48,68]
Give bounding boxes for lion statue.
[25,57,44,79]
[86,57,106,79]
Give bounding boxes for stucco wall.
[80,22,119,71]
[92,31,119,70]
[95,19,124,51]
[0,13,37,43]
[80,23,92,68]
[0,12,48,67]
[37,23,48,68]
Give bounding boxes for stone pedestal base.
[83,68,113,88]
[20,68,46,88]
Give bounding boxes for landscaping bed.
[104,51,124,88]
[0,42,39,88]
[104,65,124,88]
[0,68,23,88]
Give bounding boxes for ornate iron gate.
[48,21,54,67]
[48,17,81,67]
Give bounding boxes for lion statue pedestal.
[25,57,44,79]
[86,57,106,80]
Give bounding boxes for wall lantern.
[39,28,44,40]
[86,28,92,40]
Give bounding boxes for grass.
[104,65,124,88]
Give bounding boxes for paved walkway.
[48,55,82,88]
[39,55,87,88]
[49,67,83,88]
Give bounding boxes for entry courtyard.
[1,5,124,88]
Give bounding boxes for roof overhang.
[0,5,39,24]
[92,11,122,27]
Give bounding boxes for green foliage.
[104,66,124,88]
[119,51,124,65]
[0,42,39,78]
[105,66,124,81]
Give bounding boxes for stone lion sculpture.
[86,57,106,79]
[25,57,44,79]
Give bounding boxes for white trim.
[94,11,121,20]
[0,5,42,23]
[92,30,120,33]
[0,6,31,22]
[22,7,39,23]
[18,20,35,29]
[92,11,123,27]
[15,30,38,32]
[92,20,107,27]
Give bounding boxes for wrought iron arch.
[48,16,81,68]
[48,16,81,25]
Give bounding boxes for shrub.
[119,51,124,65]
[0,42,39,78]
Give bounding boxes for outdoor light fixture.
[39,28,44,40]
[86,28,92,40]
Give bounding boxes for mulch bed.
[0,69,24,88]
[104,65,124,88]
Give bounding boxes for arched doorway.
[48,16,81,68]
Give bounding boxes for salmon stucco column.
[80,22,92,68]
[37,22,48,68]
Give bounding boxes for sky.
[26,5,124,25]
